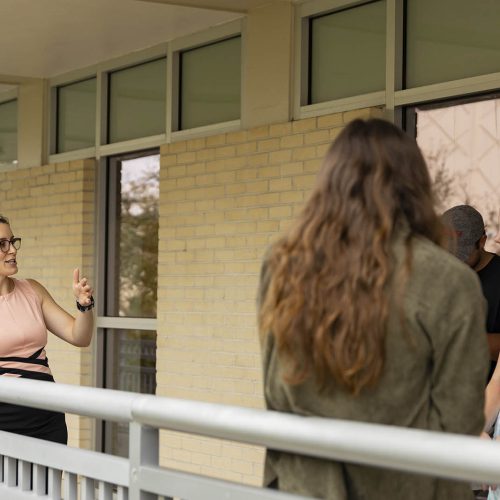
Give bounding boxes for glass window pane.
[108,58,166,143]
[0,100,17,163]
[105,329,157,457]
[56,78,96,153]
[107,153,160,318]
[415,98,500,254]
[406,0,500,88]
[180,36,241,130]
[309,1,386,104]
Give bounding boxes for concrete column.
[242,1,294,129]
[17,79,47,168]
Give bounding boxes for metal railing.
[0,376,500,499]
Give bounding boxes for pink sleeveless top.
[0,279,54,380]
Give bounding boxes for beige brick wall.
[0,106,385,477]
[0,158,96,449]
[157,107,384,484]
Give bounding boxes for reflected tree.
[119,169,159,318]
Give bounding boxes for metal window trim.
[395,72,500,107]
[171,119,241,142]
[45,19,243,152]
[297,91,385,119]
[0,97,19,166]
[107,57,168,145]
[96,317,157,331]
[385,0,403,115]
[172,25,243,133]
[48,85,58,155]
[295,0,389,119]
[48,147,96,164]
[293,12,309,116]
[96,134,166,159]
[97,71,108,147]
[47,46,168,159]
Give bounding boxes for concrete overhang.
[138,0,292,13]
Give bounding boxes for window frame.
[169,18,243,142]
[95,148,160,455]
[295,0,388,120]
[47,19,243,164]
[0,91,19,170]
[169,20,244,140]
[53,76,98,155]
[296,0,500,124]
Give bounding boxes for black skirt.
[0,402,67,444]
[0,351,68,445]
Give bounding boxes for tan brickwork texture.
[0,158,96,449]
[0,107,385,480]
[157,107,384,484]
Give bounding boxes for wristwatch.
[76,295,95,312]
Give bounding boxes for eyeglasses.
[0,238,21,253]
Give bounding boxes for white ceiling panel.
[0,0,240,81]
[139,0,276,13]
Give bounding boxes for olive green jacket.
[259,234,489,499]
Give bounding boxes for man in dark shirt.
[443,205,500,379]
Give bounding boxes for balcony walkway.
[0,377,500,499]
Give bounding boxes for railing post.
[129,421,159,500]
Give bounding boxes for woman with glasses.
[258,118,489,499]
[0,215,94,444]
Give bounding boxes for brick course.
[157,107,384,484]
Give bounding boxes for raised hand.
[73,268,93,306]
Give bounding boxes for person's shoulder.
[408,238,485,324]
[478,253,500,277]
[24,279,48,301]
[489,253,500,267]
[25,278,43,290]
[411,236,481,292]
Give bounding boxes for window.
[179,36,241,130]
[56,78,96,153]
[308,1,386,104]
[0,100,17,164]
[108,59,166,143]
[405,0,500,88]
[408,96,500,253]
[100,150,160,456]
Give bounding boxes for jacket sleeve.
[427,269,489,436]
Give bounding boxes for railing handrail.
[1,376,500,487]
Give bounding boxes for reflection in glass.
[108,58,166,143]
[109,154,160,318]
[106,329,157,457]
[406,0,500,88]
[415,98,500,254]
[309,1,386,103]
[180,36,241,130]
[0,100,17,164]
[57,78,96,153]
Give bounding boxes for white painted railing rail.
[0,376,500,499]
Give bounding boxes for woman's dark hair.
[259,118,444,395]
[0,215,9,224]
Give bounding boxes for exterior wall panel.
[156,106,384,484]
[0,158,96,449]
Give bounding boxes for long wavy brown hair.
[259,118,444,395]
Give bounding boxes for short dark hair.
[0,215,10,224]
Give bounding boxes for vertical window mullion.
[0,99,18,165]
